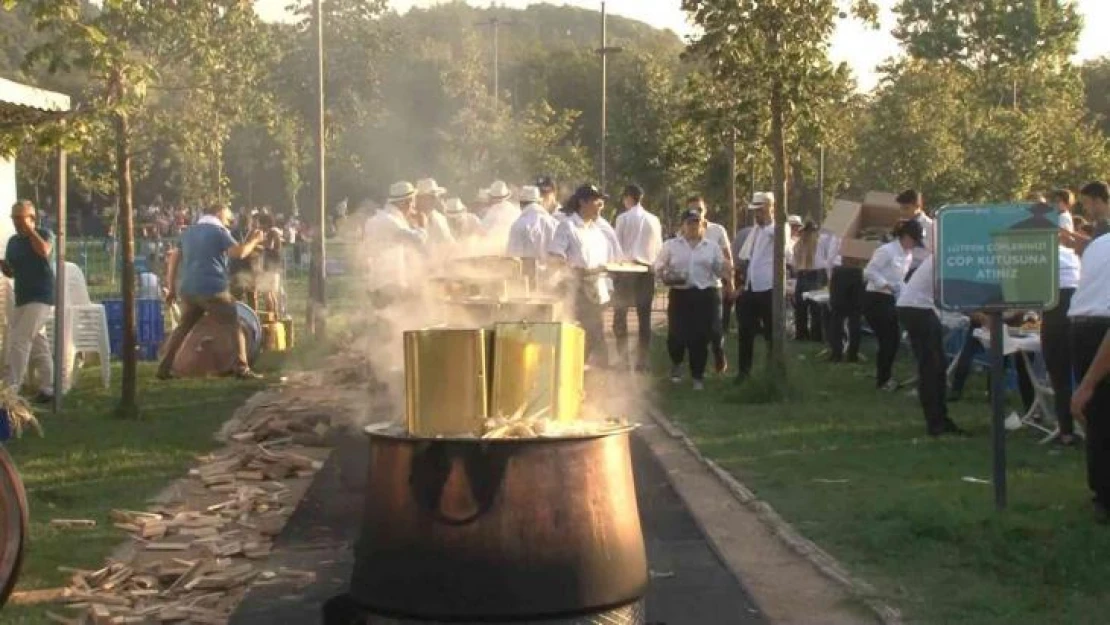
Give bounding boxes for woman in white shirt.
[862,219,924,391]
[655,209,728,390]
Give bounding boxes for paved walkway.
[229,432,767,625]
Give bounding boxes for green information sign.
[936,203,1060,312]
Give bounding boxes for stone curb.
[646,407,904,625]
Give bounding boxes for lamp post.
[309,0,327,339]
[596,2,622,191]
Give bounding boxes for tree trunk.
[115,112,139,419]
[769,79,789,379]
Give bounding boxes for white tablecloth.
[973,327,1041,356]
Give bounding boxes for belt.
[836,259,867,269]
[1070,316,1110,325]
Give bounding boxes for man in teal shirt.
[0,200,55,403]
[158,203,263,380]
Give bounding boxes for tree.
[13,0,274,418]
[682,0,877,380]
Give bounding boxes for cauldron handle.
[409,443,508,527]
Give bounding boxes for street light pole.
[596,2,622,191]
[477,16,513,107]
[310,0,327,339]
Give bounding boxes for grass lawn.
[0,259,362,624]
[1,363,267,624]
[656,336,1110,625]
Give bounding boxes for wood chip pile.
[47,442,324,625]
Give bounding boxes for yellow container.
[404,328,490,437]
[491,322,585,423]
[262,321,287,352]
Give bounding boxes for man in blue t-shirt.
[0,200,56,403]
[157,203,264,380]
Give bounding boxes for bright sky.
[255,0,1110,92]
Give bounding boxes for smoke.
[347,205,650,434]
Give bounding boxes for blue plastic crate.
[138,342,160,361]
[103,299,164,356]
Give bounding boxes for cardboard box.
[822,191,903,260]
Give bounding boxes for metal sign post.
[936,202,1060,510]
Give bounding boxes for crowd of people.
[359,175,1110,521]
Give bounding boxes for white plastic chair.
[44,263,111,390]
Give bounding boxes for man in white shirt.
[823,232,866,363]
[1051,188,1075,233]
[536,176,562,215]
[734,192,780,380]
[688,195,734,374]
[1040,234,1083,446]
[896,254,966,437]
[480,180,520,252]
[444,197,482,242]
[1069,181,1110,522]
[549,185,622,368]
[415,178,456,254]
[507,185,559,287]
[863,219,922,390]
[897,189,933,277]
[612,184,663,370]
[362,181,428,304]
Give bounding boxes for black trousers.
[827,266,863,360]
[1041,288,1076,436]
[736,289,773,376]
[666,287,722,381]
[612,271,655,368]
[1073,320,1110,504]
[574,279,608,367]
[722,294,735,334]
[863,291,899,387]
[900,307,949,434]
[793,270,827,342]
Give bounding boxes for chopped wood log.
[50,519,97,529]
[143,541,191,552]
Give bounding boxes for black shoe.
[1094,499,1109,525]
[828,354,843,363]
[155,370,176,381]
[31,392,54,405]
[943,420,970,437]
[235,369,263,380]
[1051,433,1079,447]
[734,373,749,385]
[947,391,962,402]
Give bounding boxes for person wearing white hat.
[443,197,482,242]
[735,191,788,381]
[362,181,428,301]
[415,178,456,250]
[507,185,559,285]
[479,181,520,251]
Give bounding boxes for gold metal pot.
[491,322,585,422]
[403,328,490,436]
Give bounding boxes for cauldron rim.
[363,423,638,444]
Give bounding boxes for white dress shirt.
[1069,234,1110,318]
[481,199,521,244]
[897,254,936,312]
[363,204,428,291]
[506,203,559,259]
[738,223,783,292]
[426,209,455,249]
[705,221,733,266]
[910,212,934,270]
[654,236,726,290]
[1060,246,1081,290]
[815,232,837,272]
[615,204,663,265]
[549,213,620,305]
[1059,211,1074,233]
[864,240,912,296]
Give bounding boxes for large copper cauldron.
[348,427,648,621]
[0,445,28,607]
